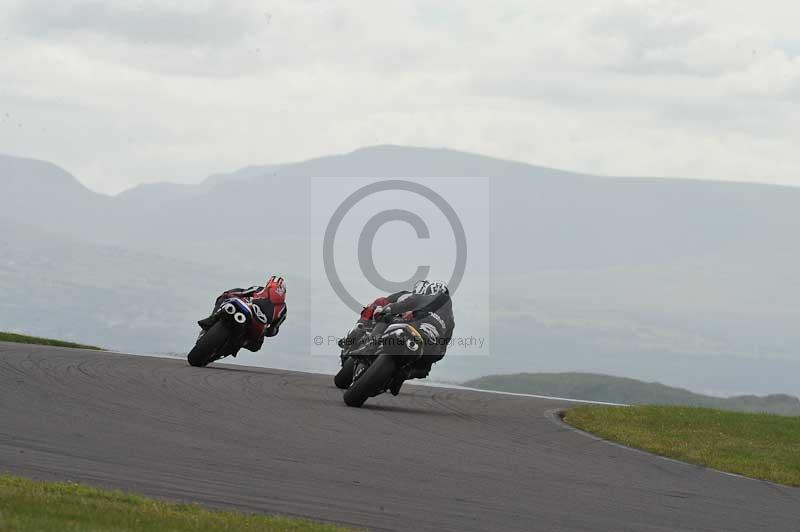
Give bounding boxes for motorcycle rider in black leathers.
[346,280,454,393]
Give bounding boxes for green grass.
[0,332,101,350]
[0,474,357,532]
[565,405,800,486]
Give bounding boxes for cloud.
[12,0,259,46]
[470,0,800,135]
[0,0,799,192]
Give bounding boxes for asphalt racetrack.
[2,343,799,531]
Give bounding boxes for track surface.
[2,343,799,532]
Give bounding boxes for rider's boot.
[389,376,406,396]
[197,315,217,329]
[389,367,412,395]
[389,364,432,396]
[408,366,431,379]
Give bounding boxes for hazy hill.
[1,145,799,395]
[4,146,798,270]
[0,154,112,234]
[463,373,800,416]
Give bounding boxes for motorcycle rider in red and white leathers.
[198,275,287,353]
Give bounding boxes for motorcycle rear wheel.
[187,321,229,367]
[343,354,397,407]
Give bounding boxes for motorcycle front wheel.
[343,354,397,407]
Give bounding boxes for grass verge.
[0,332,101,350]
[564,405,800,486]
[0,474,357,532]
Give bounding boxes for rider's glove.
[373,305,394,323]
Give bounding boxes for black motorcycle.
[187,296,268,367]
[339,320,426,407]
[334,321,372,389]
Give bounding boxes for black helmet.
[412,279,449,295]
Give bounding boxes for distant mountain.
[200,163,282,190]
[0,154,111,232]
[2,145,800,395]
[115,182,202,205]
[5,146,799,268]
[115,163,285,205]
[463,373,800,416]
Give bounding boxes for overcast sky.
[1,0,799,193]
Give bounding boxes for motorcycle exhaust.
[223,303,236,315]
[234,312,247,324]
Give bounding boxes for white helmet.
[413,279,449,295]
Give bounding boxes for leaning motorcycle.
[341,320,426,407]
[187,296,268,367]
[334,321,372,389]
